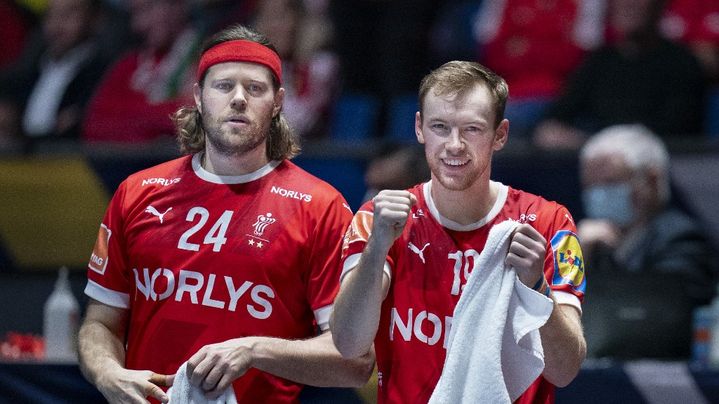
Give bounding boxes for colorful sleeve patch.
[341,210,374,255]
[88,223,111,275]
[550,230,586,294]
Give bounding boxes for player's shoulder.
[506,185,568,214]
[275,160,346,204]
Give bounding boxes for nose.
[230,88,247,110]
[445,128,464,154]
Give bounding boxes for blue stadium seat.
[705,86,719,139]
[329,93,381,141]
[293,157,367,211]
[386,94,419,143]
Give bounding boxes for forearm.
[331,236,390,358]
[250,332,374,388]
[539,300,586,387]
[78,319,127,387]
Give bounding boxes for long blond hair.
[173,24,300,160]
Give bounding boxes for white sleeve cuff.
[84,279,130,309]
[553,290,582,315]
[340,253,391,284]
[314,304,333,331]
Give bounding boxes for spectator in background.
[330,0,437,121]
[0,0,109,149]
[428,0,482,66]
[253,0,339,138]
[196,0,258,39]
[578,124,717,306]
[661,0,719,83]
[0,0,32,70]
[474,0,604,139]
[362,144,430,202]
[534,0,706,150]
[82,0,200,144]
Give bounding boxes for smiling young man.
[77,25,373,403]
[330,61,586,403]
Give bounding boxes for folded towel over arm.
[429,220,554,403]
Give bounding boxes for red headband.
[197,39,282,84]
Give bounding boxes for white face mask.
[582,183,634,226]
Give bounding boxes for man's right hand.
[96,366,172,404]
[370,190,417,247]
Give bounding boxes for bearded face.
[195,62,281,159]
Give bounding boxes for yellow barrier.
[0,157,109,269]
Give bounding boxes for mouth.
[225,116,250,125]
[442,158,469,167]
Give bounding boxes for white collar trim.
[192,153,280,184]
[423,180,508,231]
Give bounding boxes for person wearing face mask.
[578,124,717,306]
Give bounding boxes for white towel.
[167,361,238,404]
[429,220,554,403]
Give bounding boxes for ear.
[193,83,202,113]
[492,119,509,151]
[273,88,285,117]
[415,111,425,144]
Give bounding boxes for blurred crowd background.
[1,0,717,150]
[1,0,719,366]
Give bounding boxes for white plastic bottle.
[43,266,80,362]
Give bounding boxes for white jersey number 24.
[177,207,234,252]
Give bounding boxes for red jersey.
[86,154,352,402]
[476,0,589,99]
[341,181,586,404]
[661,0,719,44]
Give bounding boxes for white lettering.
[90,254,104,267]
[142,177,181,187]
[133,268,152,300]
[444,316,453,349]
[225,278,253,312]
[150,268,174,301]
[133,268,276,317]
[413,311,442,345]
[248,285,274,319]
[270,185,312,202]
[389,307,454,349]
[201,274,225,309]
[390,307,413,342]
[176,270,203,304]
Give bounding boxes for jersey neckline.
[422,180,508,231]
[191,153,281,184]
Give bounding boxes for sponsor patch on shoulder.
[89,224,111,274]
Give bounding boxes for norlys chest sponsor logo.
[270,186,312,202]
[142,177,181,187]
[390,306,453,349]
[133,267,275,319]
